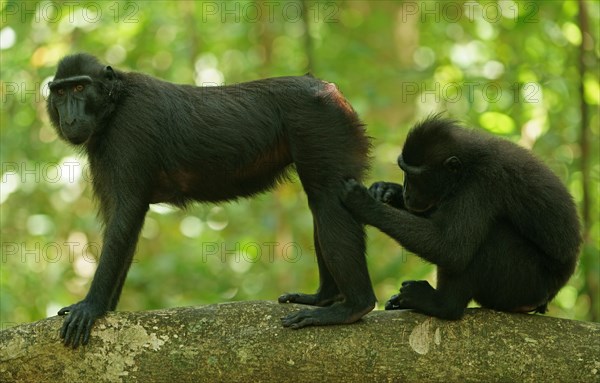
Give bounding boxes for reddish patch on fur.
[152,169,197,203]
[234,138,291,180]
[320,82,354,114]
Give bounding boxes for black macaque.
[47,53,376,348]
[341,116,580,320]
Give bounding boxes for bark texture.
[1,301,599,382]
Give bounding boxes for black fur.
[341,116,580,319]
[48,53,376,348]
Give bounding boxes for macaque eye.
[57,88,65,96]
[74,84,84,92]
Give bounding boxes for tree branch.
[1,301,598,382]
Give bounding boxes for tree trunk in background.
[1,301,598,382]
[578,0,599,323]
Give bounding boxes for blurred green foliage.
[1,1,598,328]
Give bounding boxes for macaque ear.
[103,66,115,80]
[444,156,461,173]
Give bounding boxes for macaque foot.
[280,301,374,329]
[278,292,343,307]
[385,280,466,320]
[385,280,435,310]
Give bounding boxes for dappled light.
[1,1,598,329]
